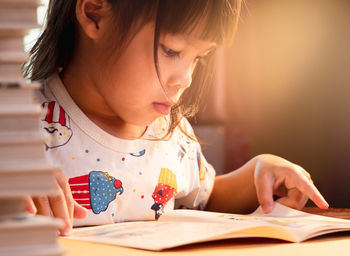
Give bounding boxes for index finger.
[295,177,329,209]
[49,181,72,236]
[55,170,74,224]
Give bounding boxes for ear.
[76,0,110,39]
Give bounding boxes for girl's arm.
[205,154,329,214]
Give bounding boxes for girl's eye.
[161,44,180,58]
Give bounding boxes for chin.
[126,111,168,128]
[130,116,158,127]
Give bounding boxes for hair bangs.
[156,0,241,45]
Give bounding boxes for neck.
[60,67,146,140]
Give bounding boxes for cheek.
[116,61,160,96]
[95,42,160,98]
[157,53,171,76]
[157,54,190,82]
[105,76,153,107]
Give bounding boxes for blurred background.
[26,0,350,208]
[194,0,350,208]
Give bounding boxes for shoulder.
[175,117,198,143]
[33,75,58,104]
[146,116,198,145]
[178,117,195,135]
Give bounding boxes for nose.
[166,62,193,89]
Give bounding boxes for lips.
[153,102,172,115]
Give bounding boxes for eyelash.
[161,44,207,65]
[161,45,180,57]
[161,44,180,58]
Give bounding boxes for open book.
[64,203,350,251]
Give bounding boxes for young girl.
[24,0,328,236]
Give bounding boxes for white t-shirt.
[35,74,216,226]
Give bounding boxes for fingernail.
[62,227,72,236]
[263,203,273,213]
[28,207,37,215]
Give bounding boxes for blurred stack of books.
[0,0,64,256]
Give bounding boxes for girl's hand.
[25,170,87,236]
[254,154,329,213]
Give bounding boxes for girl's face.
[84,18,215,129]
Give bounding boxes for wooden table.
[60,207,350,256]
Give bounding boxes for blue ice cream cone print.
[69,171,123,214]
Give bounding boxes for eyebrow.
[187,39,217,54]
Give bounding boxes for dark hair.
[23,0,242,139]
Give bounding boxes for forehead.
[156,0,238,46]
[128,20,216,52]
[160,18,217,49]
[158,12,220,50]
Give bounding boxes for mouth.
[152,102,173,115]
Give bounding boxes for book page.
[65,203,350,251]
[250,203,350,240]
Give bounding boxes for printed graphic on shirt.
[197,148,207,181]
[129,149,146,157]
[41,101,73,149]
[68,171,123,214]
[151,168,177,220]
[176,131,197,162]
[177,144,186,162]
